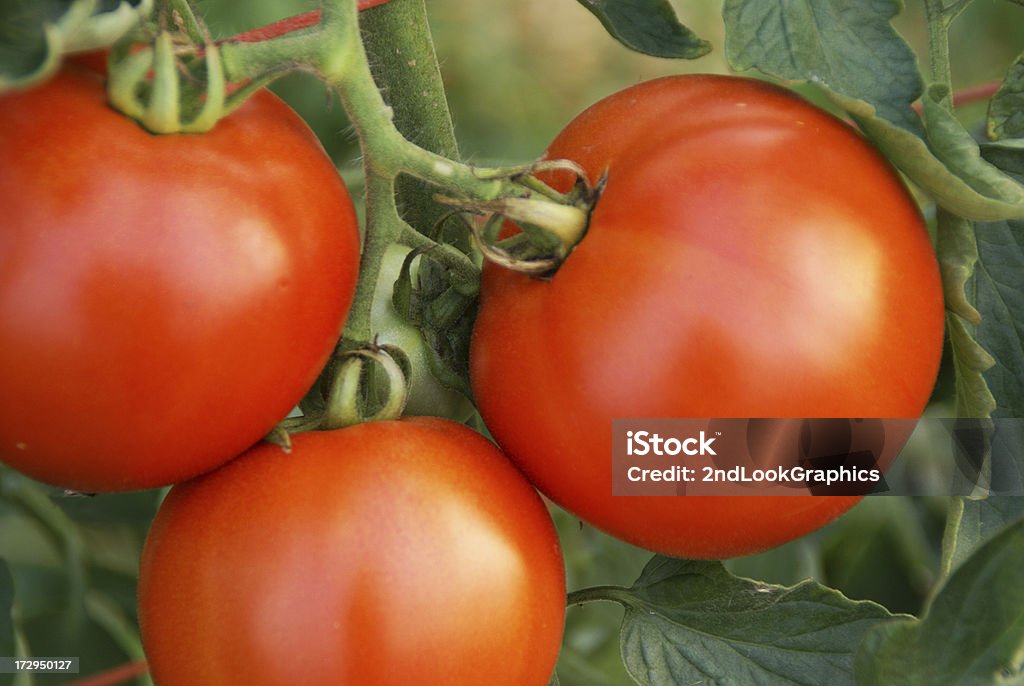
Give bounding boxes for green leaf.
[922,86,1024,213]
[722,0,923,132]
[0,0,152,92]
[942,497,1024,578]
[720,0,1024,222]
[0,559,14,661]
[611,558,892,685]
[938,210,984,327]
[946,315,998,419]
[936,206,997,420]
[834,92,1024,222]
[576,0,711,59]
[974,141,1024,418]
[989,51,1024,141]
[856,518,1024,685]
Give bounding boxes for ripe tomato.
[470,75,945,559]
[0,65,360,492]
[371,244,474,421]
[138,418,566,686]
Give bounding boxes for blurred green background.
[2,1,1023,685]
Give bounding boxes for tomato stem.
[923,0,955,111]
[398,225,481,284]
[192,0,588,367]
[166,0,206,44]
[566,585,632,608]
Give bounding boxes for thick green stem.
[360,0,467,245]
[309,0,491,345]
[923,0,954,110]
[345,174,405,343]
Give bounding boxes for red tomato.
[470,75,945,559]
[0,66,360,492]
[138,418,566,686]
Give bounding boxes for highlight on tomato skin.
[137,418,567,686]
[470,74,946,560]
[0,65,361,493]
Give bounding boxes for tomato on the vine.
[470,75,945,559]
[138,418,566,686]
[0,65,360,492]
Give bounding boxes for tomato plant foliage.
[0,65,360,492]
[2,1,1024,686]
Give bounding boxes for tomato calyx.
[324,345,410,428]
[274,344,410,443]
[437,160,599,279]
[107,29,230,134]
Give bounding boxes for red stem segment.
[61,660,149,686]
[911,80,1001,114]
[222,1,393,44]
[949,81,1000,108]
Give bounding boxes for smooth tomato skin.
[0,66,360,492]
[138,418,566,686]
[471,75,945,559]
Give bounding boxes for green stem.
[345,174,405,343]
[217,8,513,200]
[360,0,466,245]
[398,227,480,284]
[166,0,206,43]
[566,585,632,607]
[0,473,88,632]
[308,0,495,345]
[83,592,151,678]
[216,0,577,369]
[923,0,953,110]
[219,31,323,78]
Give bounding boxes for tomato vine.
[3,0,1024,685]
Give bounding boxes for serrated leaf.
[720,0,1024,222]
[946,315,997,419]
[722,0,923,132]
[974,141,1024,418]
[937,209,984,325]
[0,559,14,661]
[830,93,1024,222]
[935,207,997,421]
[989,52,1024,141]
[922,85,1024,211]
[856,518,1024,685]
[576,0,710,59]
[942,496,1024,577]
[611,558,892,685]
[0,0,152,92]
